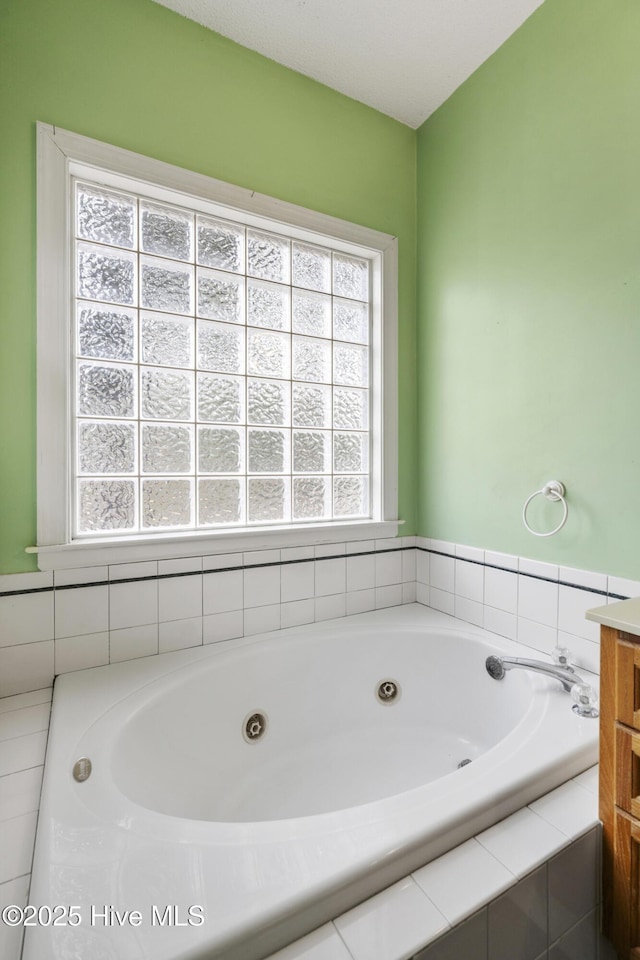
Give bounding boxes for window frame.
[33,123,399,569]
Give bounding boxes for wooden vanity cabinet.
[600,624,640,959]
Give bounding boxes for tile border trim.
[1,545,414,597]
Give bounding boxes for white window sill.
[28,520,402,570]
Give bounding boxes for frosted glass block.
[333,254,369,301]
[334,432,368,472]
[198,427,243,474]
[293,477,329,520]
[142,423,192,473]
[78,479,136,532]
[247,279,290,330]
[247,330,290,380]
[197,373,243,423]
[142,479,192,528]
[78,420,136,474]
[140,368,192,420]
[292,242,331,293]
[197,321,244,374]
[140,201,192,261]
[248,429,287,473]
[77,184,135,249]
[199,478,243,525]
[77,303,136,361]
[333,387,368,430]
[333,298,369,344]
[77,242,136,305]
[334,476,368,517]
[247,230,290,283]
[141,313,193,368]
[197,215,244,274]
[292,335,331,383]
[333,343,368,387]
[247,378,289,426]
[77,362,135,418]
[140,256,193,315]
[293,431,329,473]
[248,478,288,522]
[292,290,331,338]
[292,384,331,428]
[197,268,244,323]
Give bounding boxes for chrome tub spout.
[485,655,579,694]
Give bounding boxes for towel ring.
[522,481,568,537]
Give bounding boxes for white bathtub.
[25,605,598,960]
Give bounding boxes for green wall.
[6,0,635,580]
[0,0,416,573]
[417,0,640,578]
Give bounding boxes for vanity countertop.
[586,596,640,633]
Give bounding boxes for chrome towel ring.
[522,480,568,537]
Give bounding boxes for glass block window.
[73,180,371,534]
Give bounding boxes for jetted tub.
[25,604,598,960]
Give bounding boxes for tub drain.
[457,758,472,769]
[243,712,267,743]
[73,757,92,782]
[376,680,400,703]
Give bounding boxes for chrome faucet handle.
[571,682,599,718]
[552,645,573,669]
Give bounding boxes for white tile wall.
[55,584,108,638]
[517,575,558,627]
[281,562,315,602]
[454,560,484,602]
[109,623,158,662]
[158,574,202,622]
[109,579,157,630]
[159,617,202,653]
[203,610,243,644]
[55,632,109,674]
[0,592,53,647]
[413,540,614,677]
[315,593,346,621]
[0,874,30,960]
[203,569,243,615]
[347,554,376,592]
[0,689,51,960]
[347,589,376,615]
[429,554,454,593]
[413,839,513,927]
[375,551,403,587]
[484,567,517,614]
[281,599,315,629]
[334,877,449,960]
[268,923,353,960]
[477,808,566,878]
[244,565,281,608]
[244,603,281,636]
[0,642,54,699]
[315,558,346,596]
[273,780,601,960]
[0,533,613,960]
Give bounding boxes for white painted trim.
[381,238,399,522]
[42,124,394,252]
[34,123,400,568]
[37,125,72,546]
[28,521,401,569]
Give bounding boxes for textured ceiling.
[151,0,544,128]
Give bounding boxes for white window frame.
[32,123,399,569]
